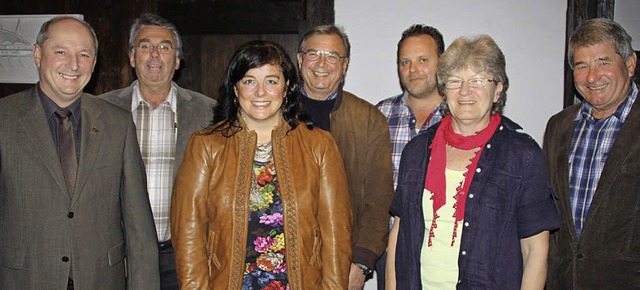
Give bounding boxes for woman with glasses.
[170,40,352,289]
[386,35,560,290]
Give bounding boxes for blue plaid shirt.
[569,82,638,236]
[376,91,442,189]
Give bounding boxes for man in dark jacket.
[297,24,394,290]
[544,18,639,289]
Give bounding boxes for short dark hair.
[397,24,445,58]
[129,13,183,58]
[568,18,634,68]
[36,16,98,54]
[209,40,312,136]
[299,24,351,58]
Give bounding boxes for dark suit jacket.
[543,87,640,289]
[99,81,216,178]
[0,88,160,290]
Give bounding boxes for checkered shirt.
[569,82,638,236]
[131,84,177,242]
[376,91,442,189]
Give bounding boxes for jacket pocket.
[108,240,125,266]
[0,247,25,269]
[207,229,221,274]
[309,227,322,269]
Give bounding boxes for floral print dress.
[242,142,289,290]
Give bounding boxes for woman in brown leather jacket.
[170,40,353,290]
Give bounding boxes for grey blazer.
[543,85,640,289]
[0,88,160,289]
[99,81,216,177]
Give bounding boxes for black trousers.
[376,251,387,290]
[159,240,179,290]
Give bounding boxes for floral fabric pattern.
[243,159,289,290]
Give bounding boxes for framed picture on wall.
[0,14,83,84]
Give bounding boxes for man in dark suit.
[0,16,160,289]
[544,18,638,289]
[99,13,215,290]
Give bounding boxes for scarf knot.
[424,113,502,246]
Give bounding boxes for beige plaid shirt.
[131,84,177,242]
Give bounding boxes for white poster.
[0,14,83,84]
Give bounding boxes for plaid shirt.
[132,84,177,242]
[569,82,638,236]
[376,91,442,189]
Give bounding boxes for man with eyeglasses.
[297,24,394,290]
[374,24,445,290]
[99,13,215,290]
[544,18,639,290]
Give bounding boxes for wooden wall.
[0,0,333,99]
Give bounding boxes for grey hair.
[568,18,634,68]
[299,24,351,58]
[128,13,183,58]
[437,35,509,115]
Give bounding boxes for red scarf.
[424,113,501,246]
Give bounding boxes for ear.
[233,85,238,98]
[175,57,181,70]
[626,51,637,77]
[342,57,349,74]
[296,52,304,69]
[493,82,504,103]
[129,52,135,68]
[33,44,41,68]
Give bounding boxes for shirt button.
[499,126,504,130]
[461,250,467,255]
[458,280,462,284]
[67,212,74,218]
[62,256,69,262]
[464,222,469,227]
[486,144,492,149]
[468,193,474,199]
[476,168,482,173]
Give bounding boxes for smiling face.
[445,68,502,135]
[297,33,348,100]
[572,41,637,119]
[33,18,96,108]
[398,35,439,99]
[129,25,180,90]
[234,63,287,130]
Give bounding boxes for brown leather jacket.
[171,118,352,289]
[330,90,395,268]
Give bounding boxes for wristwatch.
[354,262,373,276]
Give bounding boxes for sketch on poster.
[0,15,83,84]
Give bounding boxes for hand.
[348,263,366,290]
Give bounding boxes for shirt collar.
[575,81,638,122]
[131,81,178,112]
[37,82,82,121]
[400,90,443,116]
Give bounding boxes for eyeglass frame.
[444,77,498,89]
[132,42,175,54]
[299,49,346,64]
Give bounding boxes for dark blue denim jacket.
[390,116,560,289]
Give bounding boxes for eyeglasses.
[445,77,498,89]
[300,49,345,64]
[133,42,175,54]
